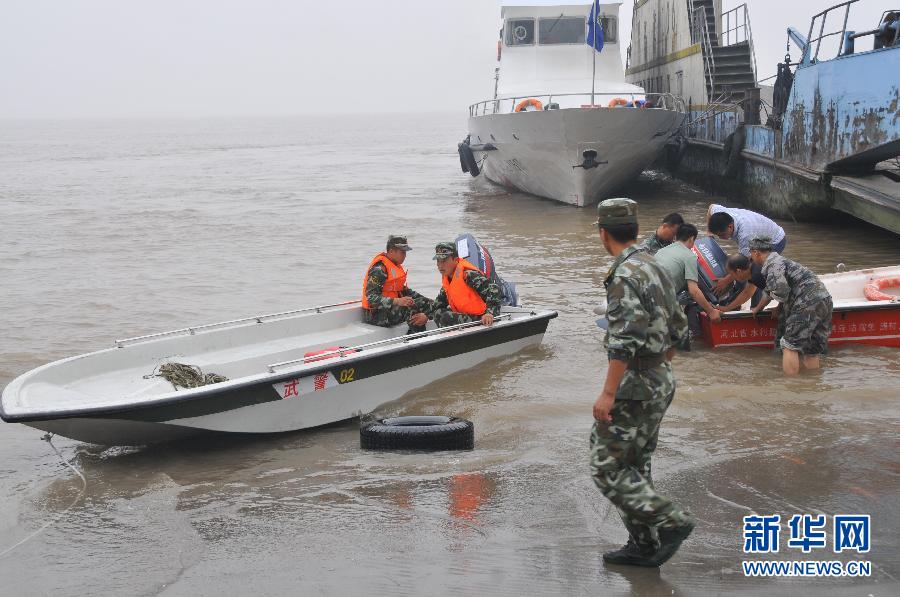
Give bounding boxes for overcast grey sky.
[0,0,887,119]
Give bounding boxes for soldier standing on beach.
[591,198,696,567]
[362,235,433,333]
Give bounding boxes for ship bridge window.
[506,19,535,46]
[539,16,585,44]
[598,16,617,44]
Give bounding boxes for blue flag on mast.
[587,0,604,53]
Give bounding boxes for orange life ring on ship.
[515,98,543,112]
[864,277,900,301]
[608,97,629,108]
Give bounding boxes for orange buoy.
[863,277,900,301]
[514,98,543,112]
[608,98,629,108]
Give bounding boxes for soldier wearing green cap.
[361,235,433,332]
[431,241,501,328]
[637,212,684,255]
[590,198,695,568]
[748,236,833,375]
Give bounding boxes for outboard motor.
[691,236,743,305]
[454,233,518,307]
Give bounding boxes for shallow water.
[1,114,899,596]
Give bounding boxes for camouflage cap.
[432,241,457,260]
[596,198,638,227]
[387,235,412,251]
[749,236,773,251]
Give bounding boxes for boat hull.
[468,107,684,206]
[702,303,900,348]
[3,308,555,445]
[25,418,208,446]
[701,264,900,349]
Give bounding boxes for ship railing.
[468,92,685,117]
[690,3,716,102]
[806,0,857,63]
[114,301,362,348]
[721,3,758,84]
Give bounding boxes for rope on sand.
[0,434,87,559]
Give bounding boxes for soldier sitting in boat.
[431,242,501,328]
[362,235,433,333]
[747,236,833,376]
[637,213,684,255]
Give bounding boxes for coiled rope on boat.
[149,363,228,390]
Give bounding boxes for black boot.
[602,539,660,567]
[650,520,695,566]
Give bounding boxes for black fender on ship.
[360,416,474,450]
[458,141,480,177]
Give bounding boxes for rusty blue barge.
[627,0,899,234]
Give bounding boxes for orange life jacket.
[362,253,407,309]
[442,259,487,315]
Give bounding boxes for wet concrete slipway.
[1,114,899,596]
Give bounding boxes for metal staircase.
[692,0,718,47]
[709,42,756,103]
[690,0,758,105]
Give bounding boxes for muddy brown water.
[1,114,899,596]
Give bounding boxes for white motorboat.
[0,302,556,445]
[459,1,686,206]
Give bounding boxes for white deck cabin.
[497,1,643,104]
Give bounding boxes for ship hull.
[468,107,684,206]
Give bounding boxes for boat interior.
[2,305,538,416]
[823,266,900,307]
[729,266,900,313]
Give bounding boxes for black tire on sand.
[360,416,474,451]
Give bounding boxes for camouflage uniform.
[591,200,693,553]
[760,251,833,355]
[431,246,502,327]
[637,232,671,256]
[363,262,433,331]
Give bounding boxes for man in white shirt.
[707,204,787,294]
